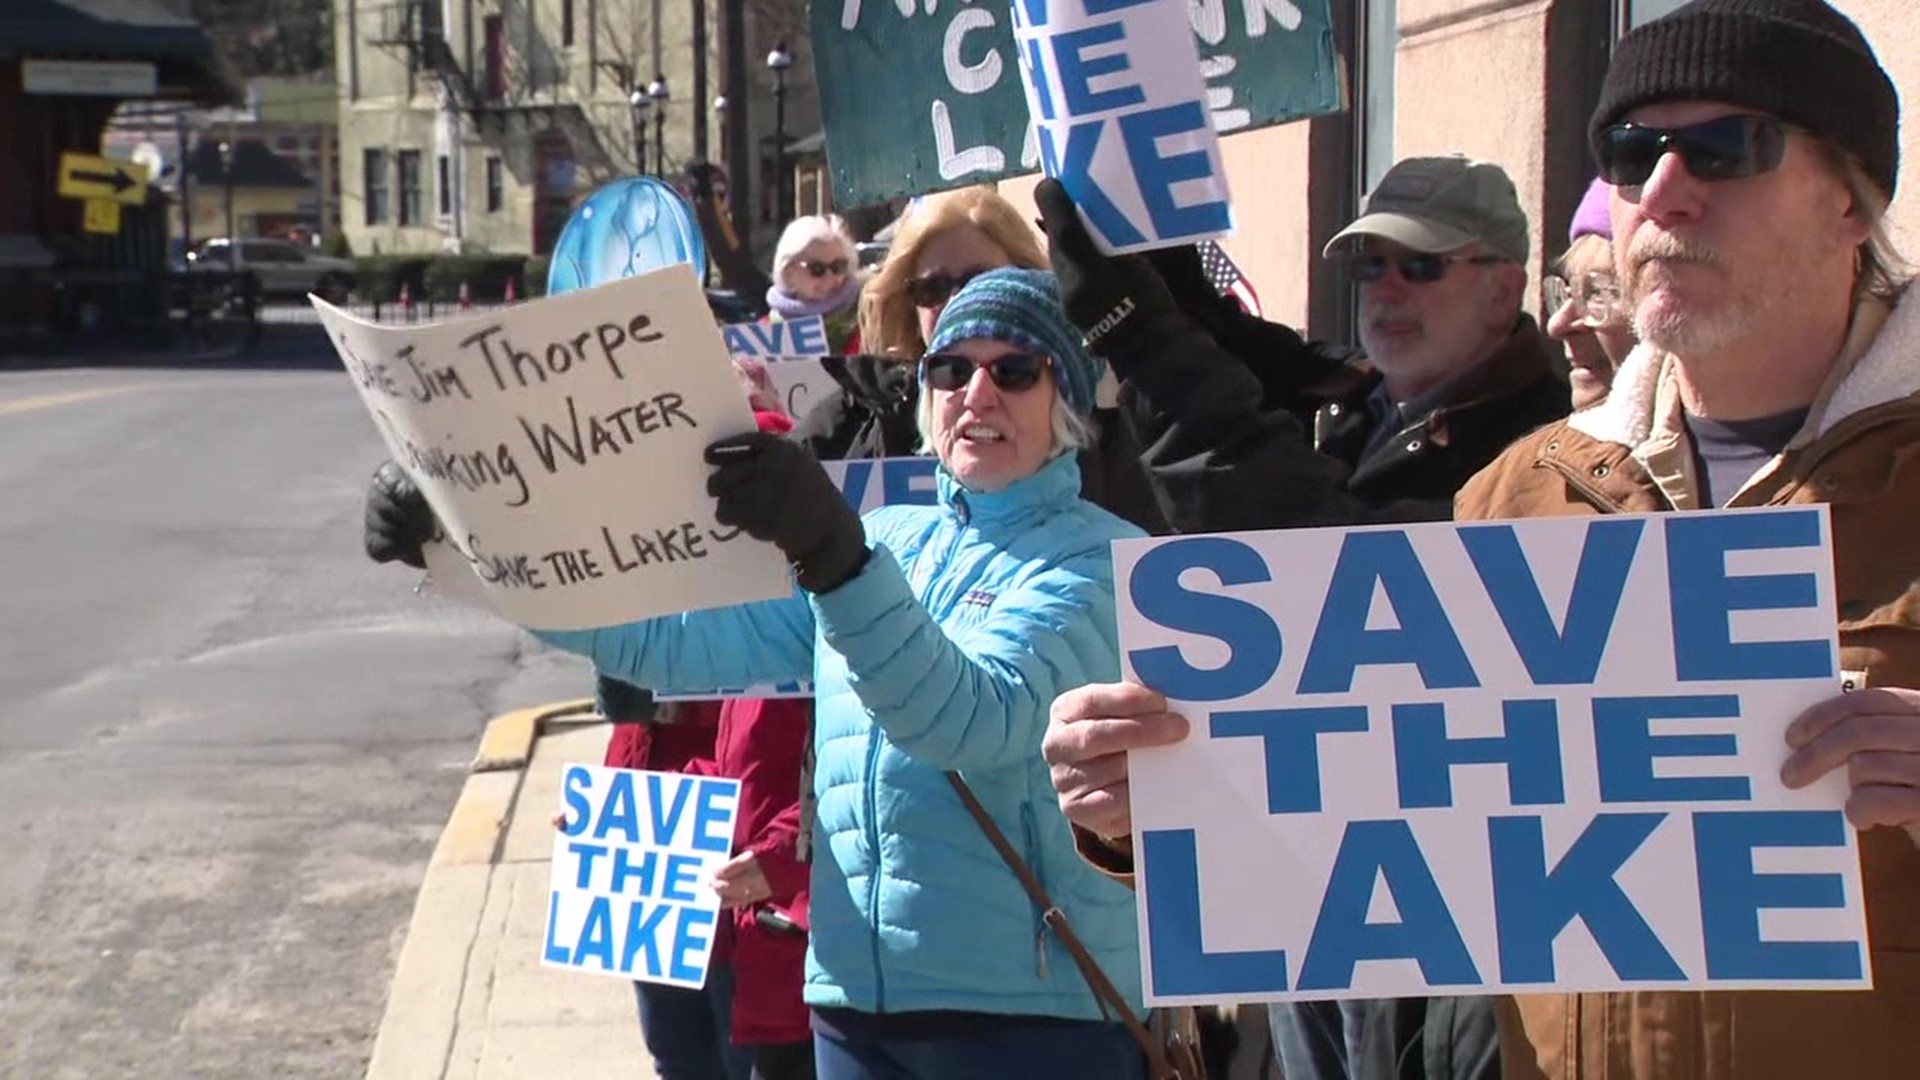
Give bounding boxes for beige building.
[1003,0,1919,340]
[334,0,817,258]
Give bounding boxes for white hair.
[913,362,1097,460]
[773,214,858,279]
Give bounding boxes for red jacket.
[682,696,812,1046]
[600,700,722,774]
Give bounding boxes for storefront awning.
[0,0,243,105]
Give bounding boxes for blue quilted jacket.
[535,453,1145,1019]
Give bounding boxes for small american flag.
[1198,240,1262,319]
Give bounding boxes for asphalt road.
[0,342,590,1078]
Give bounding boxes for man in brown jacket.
[1045,2,1919,1077]
[1451,1,1920,1076]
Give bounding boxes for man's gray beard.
[1632,295,1746,361]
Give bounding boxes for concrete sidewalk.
[366,703,657,1080]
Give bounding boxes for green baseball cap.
[1324,155,1530,264]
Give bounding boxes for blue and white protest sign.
[545,765,742,987]
[656,456,940,703]
[722,314,842,420]
[1010,0,1232,253]
[1115,507,1869,1005]
[721,314,831,361]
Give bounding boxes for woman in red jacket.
[694,376,817,1080]
[691,694,814,1080]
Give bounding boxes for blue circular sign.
[546,176,707,296]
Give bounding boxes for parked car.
[189,238,354,302]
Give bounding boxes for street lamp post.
[766,43,793,227]
[647,76,670,175]
[629,88,652,174]
[218,139,236,243]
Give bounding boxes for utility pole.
[691,0,709,161]
[721,0,751,253]
[176,111,192,253]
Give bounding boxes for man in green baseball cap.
[1035,152,1566,534]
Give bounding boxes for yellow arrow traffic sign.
[57,152,149,206]
[82,199,122,235]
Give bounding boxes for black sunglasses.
[800,258,850,278]
[1339,253,1508,285]
[1595,115,1791,187]
[906,267,989,309]
[920,351,1051,394]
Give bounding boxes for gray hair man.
[1458,1,1915,1076]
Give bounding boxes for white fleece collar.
[1566,293,1920,451]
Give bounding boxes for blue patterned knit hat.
[925,268,1103,418]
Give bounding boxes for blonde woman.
[856,186,1049,358]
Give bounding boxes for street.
[0,338,590,1078]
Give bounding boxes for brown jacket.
[1457,295,1920,1080]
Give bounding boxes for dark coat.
[1106,312,1571,534]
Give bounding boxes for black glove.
[594,672,660,725]
[1144,243,1241,335]
[1034,178,1177,355]
[705,432,868,594]
[363,460,437,570]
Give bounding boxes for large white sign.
[317,266,792,630]
[1009,0,1233,253]
[1115,508,1869,1006]
[545,766,741,987]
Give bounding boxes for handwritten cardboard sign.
[657,456,940,702]
[1010,0,1232,253]
[317,266,792,631]
[544,765,741,987]
[1116,508,1869,1005]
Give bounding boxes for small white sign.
[545,766,741,987]
[1009,0,1233,253]
[24,59,158,97]
[721,313,843,419]
[317,265,792,630]
[1116,508,1868,1006]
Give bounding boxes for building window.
[1620,0,1688,29]
[483,15,507,100]
[408,0,444,73]
[363,148,389,225]
[1357,0,1397,195]
[437,154,452,216]
[486,156,504,213]
[562,0,575,47]
[398,150,423,226]
[347,0,360,100]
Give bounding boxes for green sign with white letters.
[811,0,1343,208]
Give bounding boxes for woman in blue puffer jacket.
[536,268,1148,1079]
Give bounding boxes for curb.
[470,698,596,773]
[366,698,600,1080]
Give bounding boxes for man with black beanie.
[1047,2,1920,1080]
[1454,2,1920,1077]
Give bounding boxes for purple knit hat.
[1569,178,1613,244]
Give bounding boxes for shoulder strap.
[945,772,1176,1078]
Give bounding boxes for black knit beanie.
[1591,0,1900,198]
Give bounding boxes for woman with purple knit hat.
[1545,177,1637,409]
